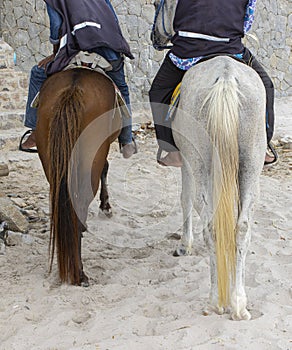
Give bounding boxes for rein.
[151,0,173,50]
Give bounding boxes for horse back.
[38,68,116,126]
[174,56,266,167]
[36,68,121,180]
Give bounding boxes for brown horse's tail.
[48,84,84,285]
[202,76,241,307]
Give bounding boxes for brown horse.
[35,68,121,286]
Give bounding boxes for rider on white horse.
[149,0,276,167]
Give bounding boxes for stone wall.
[246,0,292,96]
[0,0,291,100]
[0,38,28,114]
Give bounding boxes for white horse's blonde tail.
[202,76,241,307]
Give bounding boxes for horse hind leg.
[75,202,91,287]
[204,192,255,320]
[174,165,194,256]
[77,221,89,287]
[202,222,225,316]
[230,178,260,320]
[99,160,112,218]
[230,212,252,320]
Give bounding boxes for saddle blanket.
[166,82,181,121]
[31,51,131,120]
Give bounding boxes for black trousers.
[149,48,275,152]
[243,48,275,143]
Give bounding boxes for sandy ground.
[0,97,291,350]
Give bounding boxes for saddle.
[32,51,131,120]
[166,53,249,121]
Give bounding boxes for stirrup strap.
[157,147,163,161]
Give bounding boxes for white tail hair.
[201,76,241,307]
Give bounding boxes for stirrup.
[156,147,163,162]
[264,141,278,166]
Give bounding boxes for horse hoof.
[231,309,251,321]
[98,208,113,218]
[80,273,89,287]
[104,210,113,218]
[81,280,89,287]
[203,304,225,316]
[173,247,190,256]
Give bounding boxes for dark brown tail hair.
[48,83,84,284]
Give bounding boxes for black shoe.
[264,142,278,166]
[119,137,138,159]
[19,130,38,153]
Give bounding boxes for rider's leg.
[106,57,135,157]
[149,53,185,166]
[243,48,276,165]
[24,65,47,130]
[21,65,47,149]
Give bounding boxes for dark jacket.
[45,0,133,74]
[171,0,248,58]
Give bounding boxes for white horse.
[151,0,266,320]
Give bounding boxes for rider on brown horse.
[20,0,137,159]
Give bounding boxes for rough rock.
[0,197,29,232]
